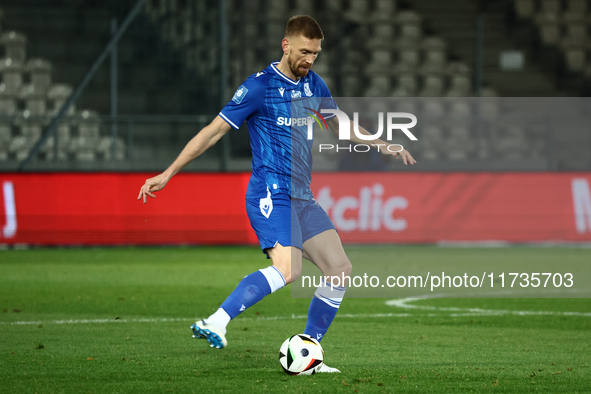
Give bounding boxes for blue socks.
[217,266,286,321]
[304,279,347,342]
[209,268,346,343]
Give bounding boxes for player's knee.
[323,258,352,278]
[275,263,301,284]
[335,259,352,278]
[341,260,353,277]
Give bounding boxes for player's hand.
[383,145,416,165]
[137,173,170,204]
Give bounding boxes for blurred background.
[0,0,590,174]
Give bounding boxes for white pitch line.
[3,298,590,326]
[0,313,412,326]
[386,297,591,317]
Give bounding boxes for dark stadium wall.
[0,172,590,246]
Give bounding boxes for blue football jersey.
[219,61,338,200]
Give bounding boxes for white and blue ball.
[279,334,324,375]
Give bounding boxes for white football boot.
[317,363,341,373]
[190,320,228,349]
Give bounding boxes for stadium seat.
[392,72,418,96]
[481,87,499,97]
[561,22,588,47]
[322,75,336,91]
[369,0,397,22]
[421,36,447,52]
[160,15,181,48]
[565,0,587,13]
[47,84,75,116]
[341,49,363,74]
[69,111,101,161]
[367,23,396,49]
[364,75,391,96]
[446,62,472,96]
[42,129,70,161]
[144,0,168,22]
[0,83,17,115]
[478,96,500,121]
[563,0,587,21]
[267,22,284,46]
[447,75,472,96]
[344,0,369,23]
[393,46,420,73]
[18,84,47,116]
[97,136,126,160]
[419,74,445,97]
[10,111,43,160]
[293,0,315,15]
[312,60,329,76]
[0,31,27,64]
[495,124,527,160]
[77,110,101,140]
[365,49,393,74]
[449,99,472,120]
[421,98,445,118]
[25,58,53,94]
[268,1,289,20]
[535,12,561,45]
[395,11,422,43]
[540,0,562,15]
[563,44,586,71]
[420,124,443,160]
[342,75,362,96]
[0,117,10,160]
[514,0,536,18]
[69,136,97,161]
[420,50,447,74]
[445,124,474,160]
[0,58,23,95]
[394,97,418,114]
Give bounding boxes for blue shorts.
[246,192,335,254]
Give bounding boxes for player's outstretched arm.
[326,118,416,165]
[137,115,232,204]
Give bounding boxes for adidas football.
[279,334,324,375]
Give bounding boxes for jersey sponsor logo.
[278,87,285,97]
[232,85,248,104]
[256,71,264,77]
[304,83,313,97]
[291,90,301,98]
[259,187,273,218]
[277,116,310,127]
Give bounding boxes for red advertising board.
[0,172,590,245]
[310,173,591,243]
[0,173,256,245]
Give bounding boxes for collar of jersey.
[270,61,301,86]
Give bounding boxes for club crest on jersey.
[291,90,301,98]
[232,85,248,104]
[259,187,273,219]
[304,83,313,97]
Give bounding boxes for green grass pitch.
[1,246,590,393]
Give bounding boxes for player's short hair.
[284,15,324,40]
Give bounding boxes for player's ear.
[282,38,289,55]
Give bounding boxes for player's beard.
[287,54,311,78]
